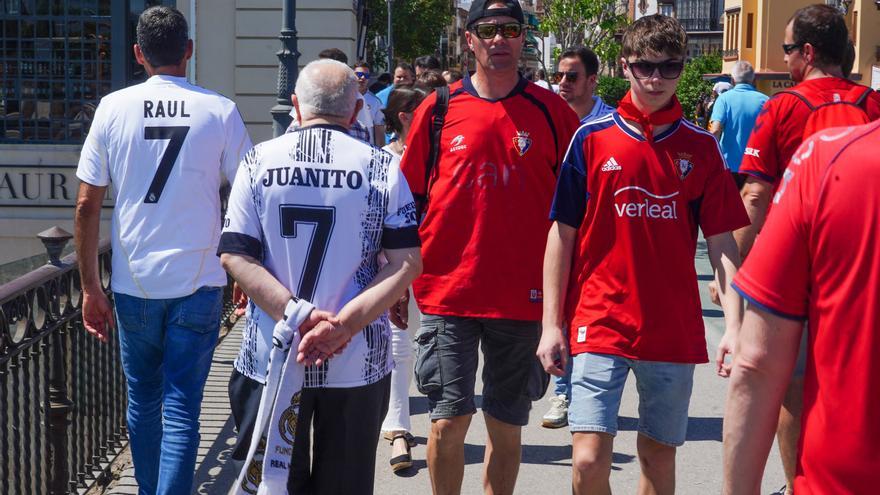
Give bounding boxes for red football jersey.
[400,77,580,321]
[733,121,880,494]
[551,114,749,363]
[740,77,880,187]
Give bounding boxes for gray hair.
[731,60,755,84]
[294,59,358,119]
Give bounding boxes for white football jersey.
[218,124,419,388]
[77,75,252,299]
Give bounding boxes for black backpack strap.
[777,89,816,111]
[419,85,450,219]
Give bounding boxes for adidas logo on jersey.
[449,134,467,152]
[601,157,622,172]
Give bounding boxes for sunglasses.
[781,42,803,55]
[355,71,370,79]
[626,60,684,80]
[553,71,579,83]
[472,22,523,40]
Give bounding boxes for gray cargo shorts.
[413,314,549,426]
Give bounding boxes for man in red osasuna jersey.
[399,0,579,492]
[733,7,880,492]
[539,15,748,494]
[723,120,880,494]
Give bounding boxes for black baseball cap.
[466,0,524,28]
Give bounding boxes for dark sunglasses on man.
[355,71,370,80]
[781,42,803,55]
[553,71,579,83]
[471,22,522,40]
[626,59,684,80]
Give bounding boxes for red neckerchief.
[616,91,683,142]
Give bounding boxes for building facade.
[721,0,880,95]
[629,0,724,58]
[0,0,362,266]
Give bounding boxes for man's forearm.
[542,223,576,332]
[75,184,105,293]
[337,248,421,333]
[723,309,802,494]
[733,180,771,258]
[707,233,743,329]
[220,254,293,321]
[374,125,386,147]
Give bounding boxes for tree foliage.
[539,0,628,67]
[676,53,722,121]
[597,75,629,107]
[366,0,453,71]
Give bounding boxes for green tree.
[596,75,629,107]
[539,0,628,67]
[366,0,453,71]
[675,53,722,121]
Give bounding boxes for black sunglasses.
[472,22,523,40]
[553,71,579,83]
[782,42,804,55]
[627,60,684,80]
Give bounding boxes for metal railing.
[0,233,238,494]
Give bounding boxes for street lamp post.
[272,0,301,137]
[387,0,394,72]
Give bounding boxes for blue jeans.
[115,286,223,495]
[553,359,573,402]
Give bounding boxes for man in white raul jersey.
[218,59,422,494]
[74,6,253,494]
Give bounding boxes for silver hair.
[731,60,755,84]
[294,59,358,119]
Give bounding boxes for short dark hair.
[383,87,428,134]
[414,55,441,71]
[395,62,415,75]
[354,60,371,71]
[789,4,849,68]
[318,48,348,64]
[136,6,189,68]
[416,70,448,90]
[621,14,687,60]
[443,69,463,83]
[560,46,600,76]
[378,72,393,84]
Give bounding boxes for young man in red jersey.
[400,0,580,492]
[724,120,880,494]
[538,15,748,494]
[733,6,880,493]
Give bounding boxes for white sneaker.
[542,394,568,428]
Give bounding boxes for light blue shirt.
[376,85,393,107]
[710,83,768,172]
[581,95,615,124]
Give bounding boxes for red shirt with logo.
[733,122,880,494]
[740,77,880,187]
[551,113,749,362]
[400,76,579,321]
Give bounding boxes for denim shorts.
[569,352,695,447]
[413,314,548,426]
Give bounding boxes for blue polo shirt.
[581,96,615,124]
[710,83,768,172]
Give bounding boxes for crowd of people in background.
[74,2,879,495]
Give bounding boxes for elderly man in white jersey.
[74,6,252,494]
[218,58,422,494]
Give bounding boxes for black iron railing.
[0,235,238,494]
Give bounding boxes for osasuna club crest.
[513,130,532,156]
[676,155,694,179]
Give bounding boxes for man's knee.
[572,433,613,479]
[431,415,471,444]
[637,435,676,473]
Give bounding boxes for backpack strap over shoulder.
[426,85,450,194]
[777,89,816,111]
